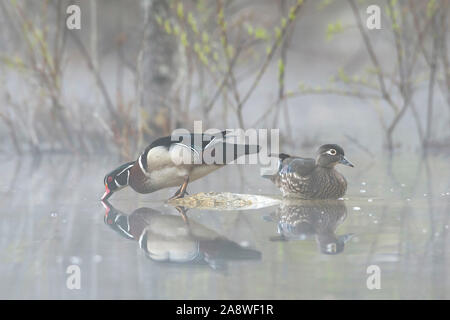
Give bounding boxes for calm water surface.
[0,151,449,299]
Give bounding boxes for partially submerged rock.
[168,192,281,210]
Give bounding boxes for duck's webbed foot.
[168,176,190,200]
[169,188,181,200]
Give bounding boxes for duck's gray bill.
[339,156,354,167]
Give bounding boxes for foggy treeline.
[0,0,449,158]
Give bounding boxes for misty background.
[0,0,448,159]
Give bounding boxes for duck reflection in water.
[267,200,354,255]
[102,201,261,269]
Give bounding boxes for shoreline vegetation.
[0,0,449,158]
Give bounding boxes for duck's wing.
[280,157,316,177]
[261,153,291,179]
[148,131,228,153]
[140,132,228,170]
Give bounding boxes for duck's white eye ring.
[326,149,337,156]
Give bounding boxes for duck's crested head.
[316,144,354,168]
[101,161,135,201]
[317,144,345,156]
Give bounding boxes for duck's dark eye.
[327,149,337,156]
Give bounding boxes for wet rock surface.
[168,192,281,210]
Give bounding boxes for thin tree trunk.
[139,0,179,145]
[424,13,439,148]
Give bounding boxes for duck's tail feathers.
[268,153,291,161]
[244,144,261,155]
[207,143,260,164]
[261,153,289,179]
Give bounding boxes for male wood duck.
[102,131,260,201]
[263,144,354,199]
[267,200,354,254]
[102,202,261,268]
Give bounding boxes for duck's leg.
[169,176,190,200]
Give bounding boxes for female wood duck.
[102,202,261,268]
[102,131,260,201]
[263,144,354,199]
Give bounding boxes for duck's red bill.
[101,185,112,201]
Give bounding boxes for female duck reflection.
[102,202,261,269]
[266,200,354,255]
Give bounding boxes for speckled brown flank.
[279,166,347,199]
